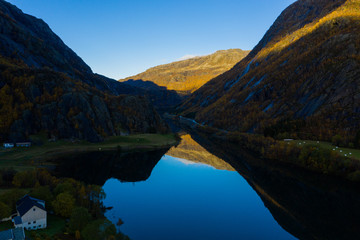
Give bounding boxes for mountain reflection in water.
[189,131,360,240]
[166,134,235,171]
[52,149,169,185]
[52,133,360,240]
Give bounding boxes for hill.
[178,0,360,145]
[120,49,249,95]
[0,0,169,142]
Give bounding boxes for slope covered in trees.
[178,0,360,145]
[0,0,169,142]
[120,49,249,95]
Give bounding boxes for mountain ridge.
[120,49,249,94]
[177,0,360,144]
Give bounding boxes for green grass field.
[292,140,360,160]
[25,214,66,240]
[0,133,178,171]
[0,220,13,231]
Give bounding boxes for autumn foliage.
[178,0,360,145]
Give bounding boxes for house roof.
[16,195,46,217]
[13,216,22,225]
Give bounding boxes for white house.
[13,195,47,231]
[3,143,14,149]
[15,142,31,148]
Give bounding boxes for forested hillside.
[0,0,168,142]
[178,0,360,145]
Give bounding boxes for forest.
[0,168,128,240]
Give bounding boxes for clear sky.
[7,0,296,79]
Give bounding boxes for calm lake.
[53,132,360,240]
[103,154,295,240]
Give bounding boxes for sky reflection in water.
[103,155,296,240]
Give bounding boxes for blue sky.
[7,0,295,79]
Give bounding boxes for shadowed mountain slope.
[120,49,249,95]
[178,0,360,143]
[0,0,169,142]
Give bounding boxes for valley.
[0,0,359,239]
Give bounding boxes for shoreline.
[168,115,360,182]
[0,133,179,171]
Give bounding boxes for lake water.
[103,155,296,240]
[53,133,360,240]
[103,155,294,240]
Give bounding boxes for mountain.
[0,0,169,142]
[178,0,360,144]
[166,134,234,171]
[120,49,250,95]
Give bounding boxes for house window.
[38,225,41,228]
[33,226,36,229]
[33,221,36,224]
[28,222,31,225]
[33,208,36,211]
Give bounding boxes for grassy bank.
[293,140,360,160]
[184,123,360,182]
[0,134,179,171]
[25,215,66,240]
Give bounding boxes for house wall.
[23,218,47,230]
[21,206,47,230]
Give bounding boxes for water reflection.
[189,131,360,240]
[51,132,360,240]
[103,156,295,240]
[51,149,168,185]
[166,134,234,171]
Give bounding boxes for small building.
[284,139,294,142]
[0,228,25,240]
[13,195,47,231]
[15,142,31,148]
[3,143,14,149]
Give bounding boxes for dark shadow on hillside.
[182,127,360,240]
[122,79,184,112]
[50,149,169,185]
